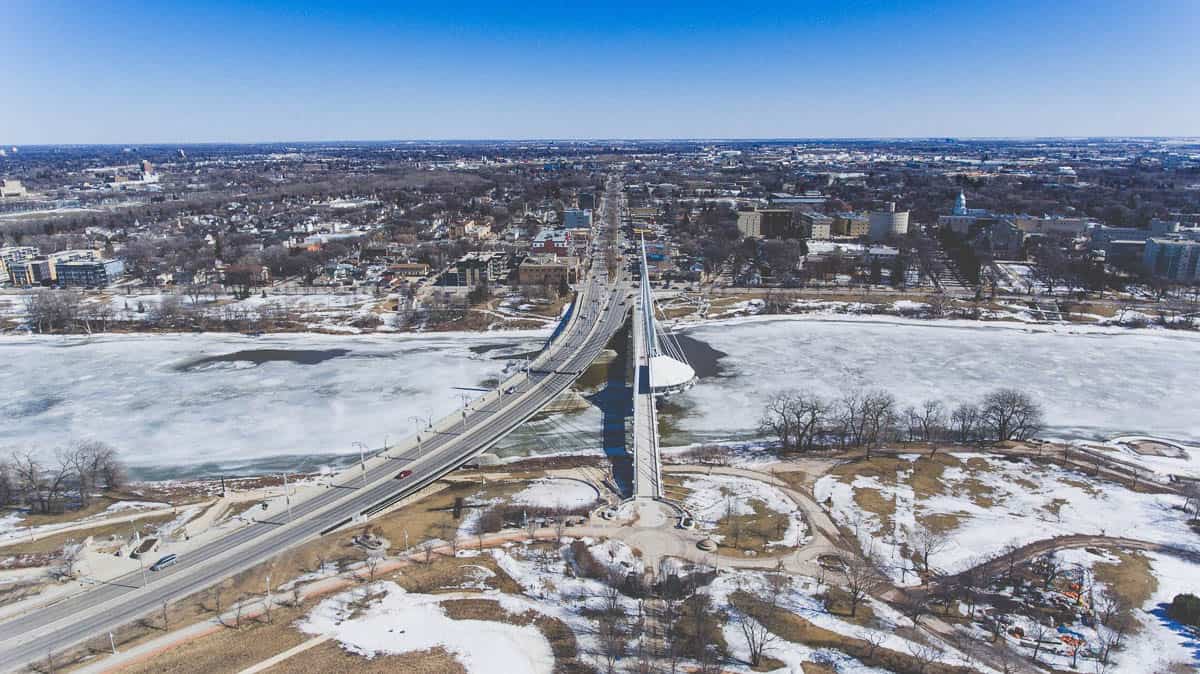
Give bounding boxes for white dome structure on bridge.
[649,353,696,393]
[638,238,697,396]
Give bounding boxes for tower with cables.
[639,237,697,396]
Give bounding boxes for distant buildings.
[868,202,909,241]
[518,255,577,286]
[0,180,28,199]
[55,259,126,287]
[453,251,508,287]
[531,229,573,256]
[0,246,38,285]
[1143,238,1200,283]
[796,212,833,240]
[832,212,870,238]
[0,247,125,287]
[562,208,592,229]
[736,209,793,239]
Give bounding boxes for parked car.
[150,554,178,571]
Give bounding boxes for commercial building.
[832,212,870,238]
[577,193,596,210]
[388,262,430,278]
[1012,215,1090,237]
[517,255,578,286]
[562,208,592,229]
[531,229,573,257]
[54,259,125,287]
[0,180,28,199]
[454,251,508,287]
[796,212,833,240]
[736,209,793,239]
[0,246,38,285]
[868,202,909,241]
[6,250,96,286]
[1143,238,1200,283]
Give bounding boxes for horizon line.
[4,135,1200,149]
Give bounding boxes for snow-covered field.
[679,474,809,547]
[299,581,554,673]
[814,453,1198,585]
[0,332,544,475]
[672,315,1200,446]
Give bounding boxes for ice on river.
[672,315,1200,446]
[0,331,545,473]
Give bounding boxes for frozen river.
[0,332,545,478]
[3,317,1198,479]
[669,316,1200,447]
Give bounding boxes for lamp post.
[282,472,292,521]
[408,416,425,456]
[458,392,472,433]
[352,441,368,486]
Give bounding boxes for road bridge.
[0,179,631,671]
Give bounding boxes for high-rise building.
[1144,238,1200,282]
[868,202,909,241]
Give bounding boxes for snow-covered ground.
[1007,547,1200,674]
[0,331,545,475]
[672,315,1200,446]
[708,569,994,673]
[679,474,808,547]
[814,453,1198,585]
[510,479,599,511]
[298,581,554,673]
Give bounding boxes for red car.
[395,470,413,480]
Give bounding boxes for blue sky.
[3,1,1198,143]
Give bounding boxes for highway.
[0,179,630,671]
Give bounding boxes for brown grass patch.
[1094,548,1157,610]
[921,512,964,536]
[395,555,520,595]
[439,597,590,673]
[0,513,175,555]
[268,641,465,674]
[116,602,313,674]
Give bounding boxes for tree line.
[0,442,126,514]
[759,387,1044,454]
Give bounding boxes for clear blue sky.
[3,0,1198,143]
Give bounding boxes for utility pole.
[138,555,146,587]
[109,632,117,654]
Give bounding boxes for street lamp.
[408,416,426,456]
[352,441,368,486]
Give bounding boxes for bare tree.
[737,611,776,668]
[906,641,943,674]
[911,525,950,574]
[950,403,981,444]
[906,400,946,443]
[980,389,1044,442]
[552,509,568,543]
[1030,621,1053,662]
[842,556,883,617]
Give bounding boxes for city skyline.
[4,0,1199,143]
